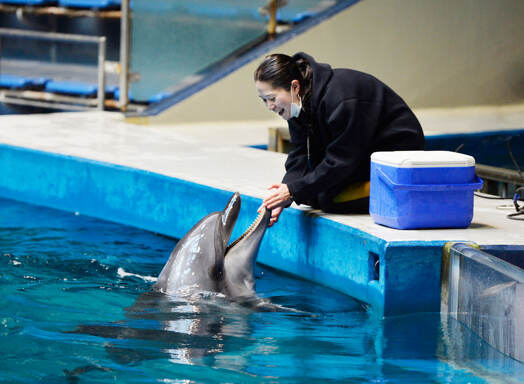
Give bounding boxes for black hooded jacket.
[283,52,425,209]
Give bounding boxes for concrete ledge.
[0,111,522,317]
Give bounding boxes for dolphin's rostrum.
[153,192,271,299]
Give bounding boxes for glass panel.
[129,0,344,102]
[130,0,267,102]
[446,244,524,363]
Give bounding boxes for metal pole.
[119,0,130,110]
[0,27,102,43]
[267,0,277,38]
[97,36,106,111]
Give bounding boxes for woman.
[255,52,425,226]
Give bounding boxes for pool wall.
[0,143,444,316]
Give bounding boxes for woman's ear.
[291,79,300,94]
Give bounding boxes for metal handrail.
[476,163,523,185]
[0,27,106,110]
[0,4,121,19]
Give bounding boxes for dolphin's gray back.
[154,213,225,295]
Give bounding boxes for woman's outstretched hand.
[259,184,292,227]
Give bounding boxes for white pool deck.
[0,106,523,246]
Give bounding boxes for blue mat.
[45,81,117,97]
[0,74,49,89]
[0,0,55,4]
[57,0,120,8]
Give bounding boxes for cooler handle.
[377,168,484,191]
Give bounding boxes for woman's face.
[255,80,299,121]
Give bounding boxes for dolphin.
[63,194,279,379]
[153,192,271,300]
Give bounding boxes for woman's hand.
[259,184,292,227]
[263,183,291,209]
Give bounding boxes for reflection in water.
[68,286,338,371]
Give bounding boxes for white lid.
[371,151,475,168]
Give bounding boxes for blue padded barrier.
[57,0,120,8]
[45,81,97,96]
[102,85,118,97]
[45,81,117,97]
[0,74,50,89]
[0,0,55,4]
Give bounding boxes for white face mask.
[290,84,302,119]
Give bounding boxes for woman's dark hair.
[254,54,312,102]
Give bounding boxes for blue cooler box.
[369,151,483,229]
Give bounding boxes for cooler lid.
[371,151,476,168]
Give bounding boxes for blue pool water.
[1,197,522,383]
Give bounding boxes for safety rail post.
[118,0,130,111]
[97,36,106,110]
[267,0,277,37]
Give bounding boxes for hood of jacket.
[292,52,333,110]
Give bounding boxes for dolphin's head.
[154,192,241,295]
[153,192,269,299]
[222,207,272,299]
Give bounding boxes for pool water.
[0,197,522,384]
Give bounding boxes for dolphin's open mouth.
[226,209,267,253]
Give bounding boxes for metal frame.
[0,27,106,110]
[476,163,523,198]
[119,0,130,110]
[0,4,121,19]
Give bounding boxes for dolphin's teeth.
[226,210,265,252]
